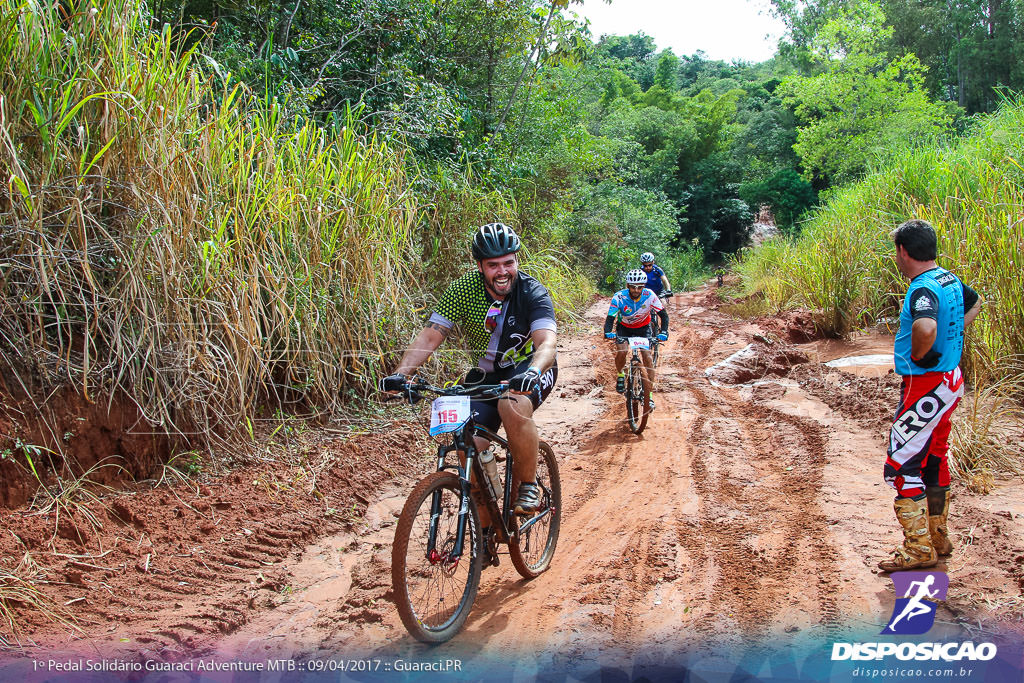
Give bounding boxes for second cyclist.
[604,269,669,412]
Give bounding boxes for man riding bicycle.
[640,251,672,297]
[604,269,669,412]
[640,252,672,335]
[380,223,558,517]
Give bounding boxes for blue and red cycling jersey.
[606,288,664,329]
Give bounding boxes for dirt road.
[2,283,1023,680]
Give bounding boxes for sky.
[573,0,788,64]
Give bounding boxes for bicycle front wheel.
[509,441,561,579]
[626,356,649,434]
[391,471,482,643]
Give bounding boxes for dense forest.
[3,0,1024,453]
[140,0,1024,276]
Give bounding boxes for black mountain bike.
[389,380,561,643]
[618,336,655,434]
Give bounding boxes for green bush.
[737,97,1024,377]
[739,169,818,234]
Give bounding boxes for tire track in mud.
[102,514,341,650]
[676,351,841,638]
[541,326,701,645]
[609,522,665,638]
[565,343,641,514]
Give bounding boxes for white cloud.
[573,0,787,63]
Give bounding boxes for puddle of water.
[800,331,893,362]
[824,353,893,378]
[824,354,892,368]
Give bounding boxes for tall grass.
[0,0,424,447]
[735,98,1024,375]
[418,165,517,290]
[731,238,800,312]
[519,247,596,321]
[950,360,1024,492]
[663,242,710,293]
[417,164,595,321]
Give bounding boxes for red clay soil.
[0,423,427,651]
[0,382,170,509]
[1,283,1022,674]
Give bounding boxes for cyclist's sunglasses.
[485,301,502,332]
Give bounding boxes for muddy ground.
[1,282,1023,680]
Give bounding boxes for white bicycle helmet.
[639,252,655,264]
[625,269,647,285]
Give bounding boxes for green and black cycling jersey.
[428,270,557,375]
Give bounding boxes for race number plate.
[629,337,650,350]
[429,396,471,436]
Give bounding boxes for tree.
[771,0,1024,114]
[778,0,951,184]
[598,32,657,61]
[739,169,817,233]
[883,0,1024,112]
[654,50,680,89]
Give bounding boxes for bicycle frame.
[426,419,550,562]
[619,336,656,370]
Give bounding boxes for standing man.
[879,219,981,572]
[380,223,558,516]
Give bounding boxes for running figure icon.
[881,571,949,635]
[887,575,937,631]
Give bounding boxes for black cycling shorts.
[462,364,558,434]
[615,321,651,339]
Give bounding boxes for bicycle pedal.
[482,547,501,568]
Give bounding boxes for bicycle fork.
[425,442,478,564]
[423,436,550,564]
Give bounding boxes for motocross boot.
[878,495,938,572]
[926,486,954,556]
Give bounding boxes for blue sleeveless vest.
[894,267,965,375]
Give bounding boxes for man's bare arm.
[964,297,982,326]
[910,318,938,361]
[394,324,449,377]
[528,328,557,373]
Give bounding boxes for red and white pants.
[885,367,964,498]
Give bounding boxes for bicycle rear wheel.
[392,471,482,643]
[626,356,649,434]
[509,441,561,579]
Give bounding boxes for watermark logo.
[881,571,949,635]
[831,569,997,663]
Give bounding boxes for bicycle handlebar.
[384,380,512,405]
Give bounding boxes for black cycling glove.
[508,368,541,394]
[380,373,408,393]
[912,348,942,369]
